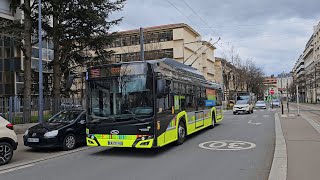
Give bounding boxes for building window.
[48,50,54,60]
[31,58,39,70]
[32,48,39,58]
[16,83,24,95]
[115,54,121,62]
[16,72,24,82]
[131,35,139,45]
[159,31,173,42]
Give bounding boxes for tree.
[2,0,41,122]
[42,0,126,113]
[221,47,265,99]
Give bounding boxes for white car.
[233,100,254,114]
[271,100,280,107]
[255,100,267,109]
[0,117,18,165]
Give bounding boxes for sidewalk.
[278,105,320,180]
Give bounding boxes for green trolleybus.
[86,58,223,148]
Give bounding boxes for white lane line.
[301,113,320,134]
[268,113,287,180]
[0,164,34,175]
[0,146,93,172]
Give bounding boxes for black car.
[23,109,86,151]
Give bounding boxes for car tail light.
[6,123,14,130]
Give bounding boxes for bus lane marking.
[199,140,256,151]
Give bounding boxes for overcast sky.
[110,0,320,76]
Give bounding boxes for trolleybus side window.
[185,84,196,111]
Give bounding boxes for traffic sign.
[270,89,274,95]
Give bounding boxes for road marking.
[0,164,34,175]
[199,140,256,151]
[263,115,270,118]
[280,114,288,117]
[0,146,93,172]
[253,110,257,112]
[301,114,320,134]
[248,120,261,125]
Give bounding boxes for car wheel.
[0,142,13,166]
[233,112,237,115]
[251,109,254,113]
[175,121,186,145]
[63,134,76,151]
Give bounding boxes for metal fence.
[0,97,85,124]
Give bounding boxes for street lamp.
[38,0,44,122]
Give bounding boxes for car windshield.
[256,101,265,104]
[48,111,81,123]
[236,100,249,105]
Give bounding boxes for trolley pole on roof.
[140,27,145,62]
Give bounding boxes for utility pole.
[315,63,317,103]
[140,27,145,62]
[287,77,289,113]
[38,0,43,122]
[281,73,283,114]
[297,85,300,116]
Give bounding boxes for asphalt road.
[1,109,276,180]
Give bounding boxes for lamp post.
[38,0,43,122]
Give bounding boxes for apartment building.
[0,0,53,97]
[292,21,320,103]
[105,23,217,82]
[292,55,306,102]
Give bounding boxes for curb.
[0,146,93,172]
[268,113,287,180]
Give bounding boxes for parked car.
[23,109,86,151]
[255,100,267,109]
[271,99,281,107]
[0,117,18,165]
[233,100,254,115]
[60,103,81,110]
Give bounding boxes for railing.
[0,97,85,124]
